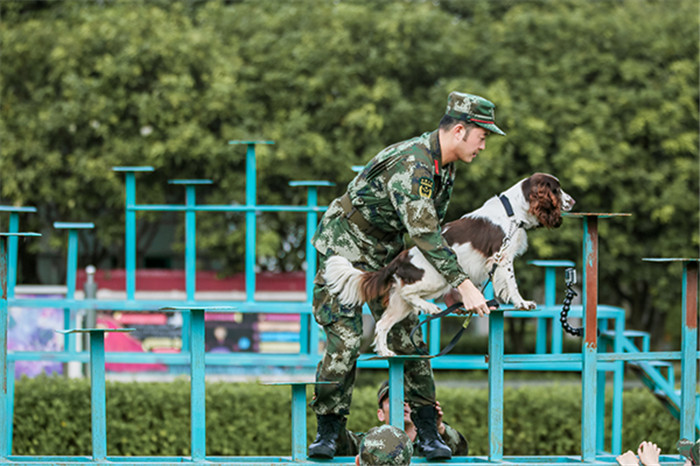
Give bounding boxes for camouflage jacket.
[312,130,469,287]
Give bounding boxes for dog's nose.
[563,194,576,211]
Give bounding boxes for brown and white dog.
[323,173,575,356]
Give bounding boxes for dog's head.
[521,173,575,228]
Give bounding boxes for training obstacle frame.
[1,141,697,464]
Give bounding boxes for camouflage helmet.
[445,91,506,136]
[359,425,413,466]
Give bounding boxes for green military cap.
[359,424,413,465]
[377,380,389,408]
[445,91,506,136]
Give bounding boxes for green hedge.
[12,375,679,457]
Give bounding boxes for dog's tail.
[323,256,393,307]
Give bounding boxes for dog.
[323,173,576,356]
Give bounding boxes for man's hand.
[637,441,660,466]
[434,401,446,436]
[456,279,495,317]
[616,450,640,466]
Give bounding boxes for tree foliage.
[1,0,697,343]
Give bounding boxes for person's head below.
[439,91,505,165]
[376,380,412,426]
[355,424,413,466]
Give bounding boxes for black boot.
[308,413,346,458]
[411,404,452,460]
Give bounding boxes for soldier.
[356,425,413,466]
[309,92,505,460]
[335,380,469,457]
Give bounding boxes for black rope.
[560,267,583,337]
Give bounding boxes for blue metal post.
[581,216,598,462]
[429,319,441,354]
[596,356,606,453]
[54,223,94,357]
[190,308,206,461]
[291,384,306,461]
[158,306,234,462]
[113,167,155,300]
[125,172,137,300]
[538,267,556,354]
[488,310,504,462]
[1,236,9,458]
[6,360,14,456]
[388,358,405,429]
[680,261,698,442]
[289,181,334,356]
[245,144,257,303]
[264,380,336,461]
[302,187,316,355]
[169,180,213,352]
[0,207,37,299]
[56,328,132,462]
[229,141,273,302]
[185,186,197,301]
[89,331,108,461]
[1,233,39,458]
[611,313,625,454]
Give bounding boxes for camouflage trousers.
[309,256,436,416]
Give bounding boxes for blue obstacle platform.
[0,141,697,464]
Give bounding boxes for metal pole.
[245,144,257,304]
[537,266,556,354]
[488,310,504,462]
[581,216,598,461]
[83,265,98,377]
[1,236,9,458]
[89,331,108,461]
[113,167,155,301]
[680,261,698,441]
[1,232,39,458]
[291,384,307,461]
[125,172,137,300]
[388,358,405,429]
[190,308,206,461]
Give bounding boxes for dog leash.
[409,298,499,357]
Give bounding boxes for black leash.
[410,298,499,357]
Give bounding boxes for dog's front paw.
[515,300,537,310]
[377,348,397,357]
[422,302,442,315]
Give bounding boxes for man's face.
[457,125,489,163]
[377,397,412,425]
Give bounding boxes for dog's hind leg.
[373,294,414,357]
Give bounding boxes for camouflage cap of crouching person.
[445,91,506,136]
[376,380,390,408]
[359,424,413,465]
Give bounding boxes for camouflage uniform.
[358,425,413,466]
[310,129,467,416]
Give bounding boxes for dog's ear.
[527,175,563,228]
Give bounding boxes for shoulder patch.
[418,177,433,198]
